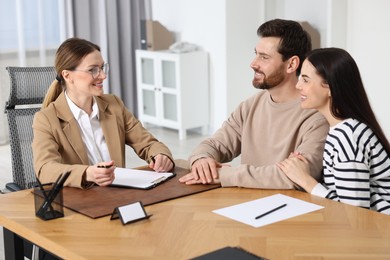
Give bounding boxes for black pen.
[255,203,287,219]
[52,171,71,191]
[45,173,63,202]
[97,164,112,168]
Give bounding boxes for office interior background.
[0,0,390,144]
[0,0,389,258]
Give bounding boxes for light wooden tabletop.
[1,187,390,259]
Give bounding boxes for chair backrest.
[5,66,56,189]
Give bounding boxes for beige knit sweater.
[189,90,329,189]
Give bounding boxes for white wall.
[151,0,260,131]
[151,0,390,138]
[346,0,390,139]
[225,0,262,121]
[266,0,330,47]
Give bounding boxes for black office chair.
[3,66,59,260]
[4,66,56,192]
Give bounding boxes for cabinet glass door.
[142,89,156,116]
[161,60,176,89]
[163,93,177,121]
[141,58,154,85]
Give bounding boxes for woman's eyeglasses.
[73,63,109,79]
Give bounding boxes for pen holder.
[34,183,64,220]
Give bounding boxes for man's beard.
[252,66,285,90]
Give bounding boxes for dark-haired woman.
[32,38,174,189]
[278,48,390,214]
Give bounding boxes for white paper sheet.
[111,167,174,189]
[212,194,323,228]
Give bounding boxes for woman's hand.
[149,154,174,172]
[86,160,115,186]
[277,153,318,192]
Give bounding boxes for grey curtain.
[71,0,148,114]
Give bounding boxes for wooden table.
[1,187,390,259]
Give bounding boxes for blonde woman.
[32,38,174,189]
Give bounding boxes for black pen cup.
[34,183,64,220]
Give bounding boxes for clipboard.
[110,167,176,189]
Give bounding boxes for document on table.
[111,167,175,189]
[213,194,323,228]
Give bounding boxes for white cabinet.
[135,49,209,139]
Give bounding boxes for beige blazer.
[32,92,173,188]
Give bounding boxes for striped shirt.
[311,118,390,215]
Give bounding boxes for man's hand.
[179,172,221,185]
[179,157,221,184]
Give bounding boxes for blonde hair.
[42,80,63,108]
[42,37,101,109]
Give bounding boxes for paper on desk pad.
[112,167,174,189]
[213,193,323,228]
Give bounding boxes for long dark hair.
[307,47,390,155]
[258,19,312,76]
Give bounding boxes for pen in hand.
[255,203,287,219]
[97,161,114,169]
[97,165,112,168]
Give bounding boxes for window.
[0,0,63,65]
[0,0,67,144]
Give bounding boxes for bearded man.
[179,19,329,189]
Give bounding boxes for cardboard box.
[140,20,174,51]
